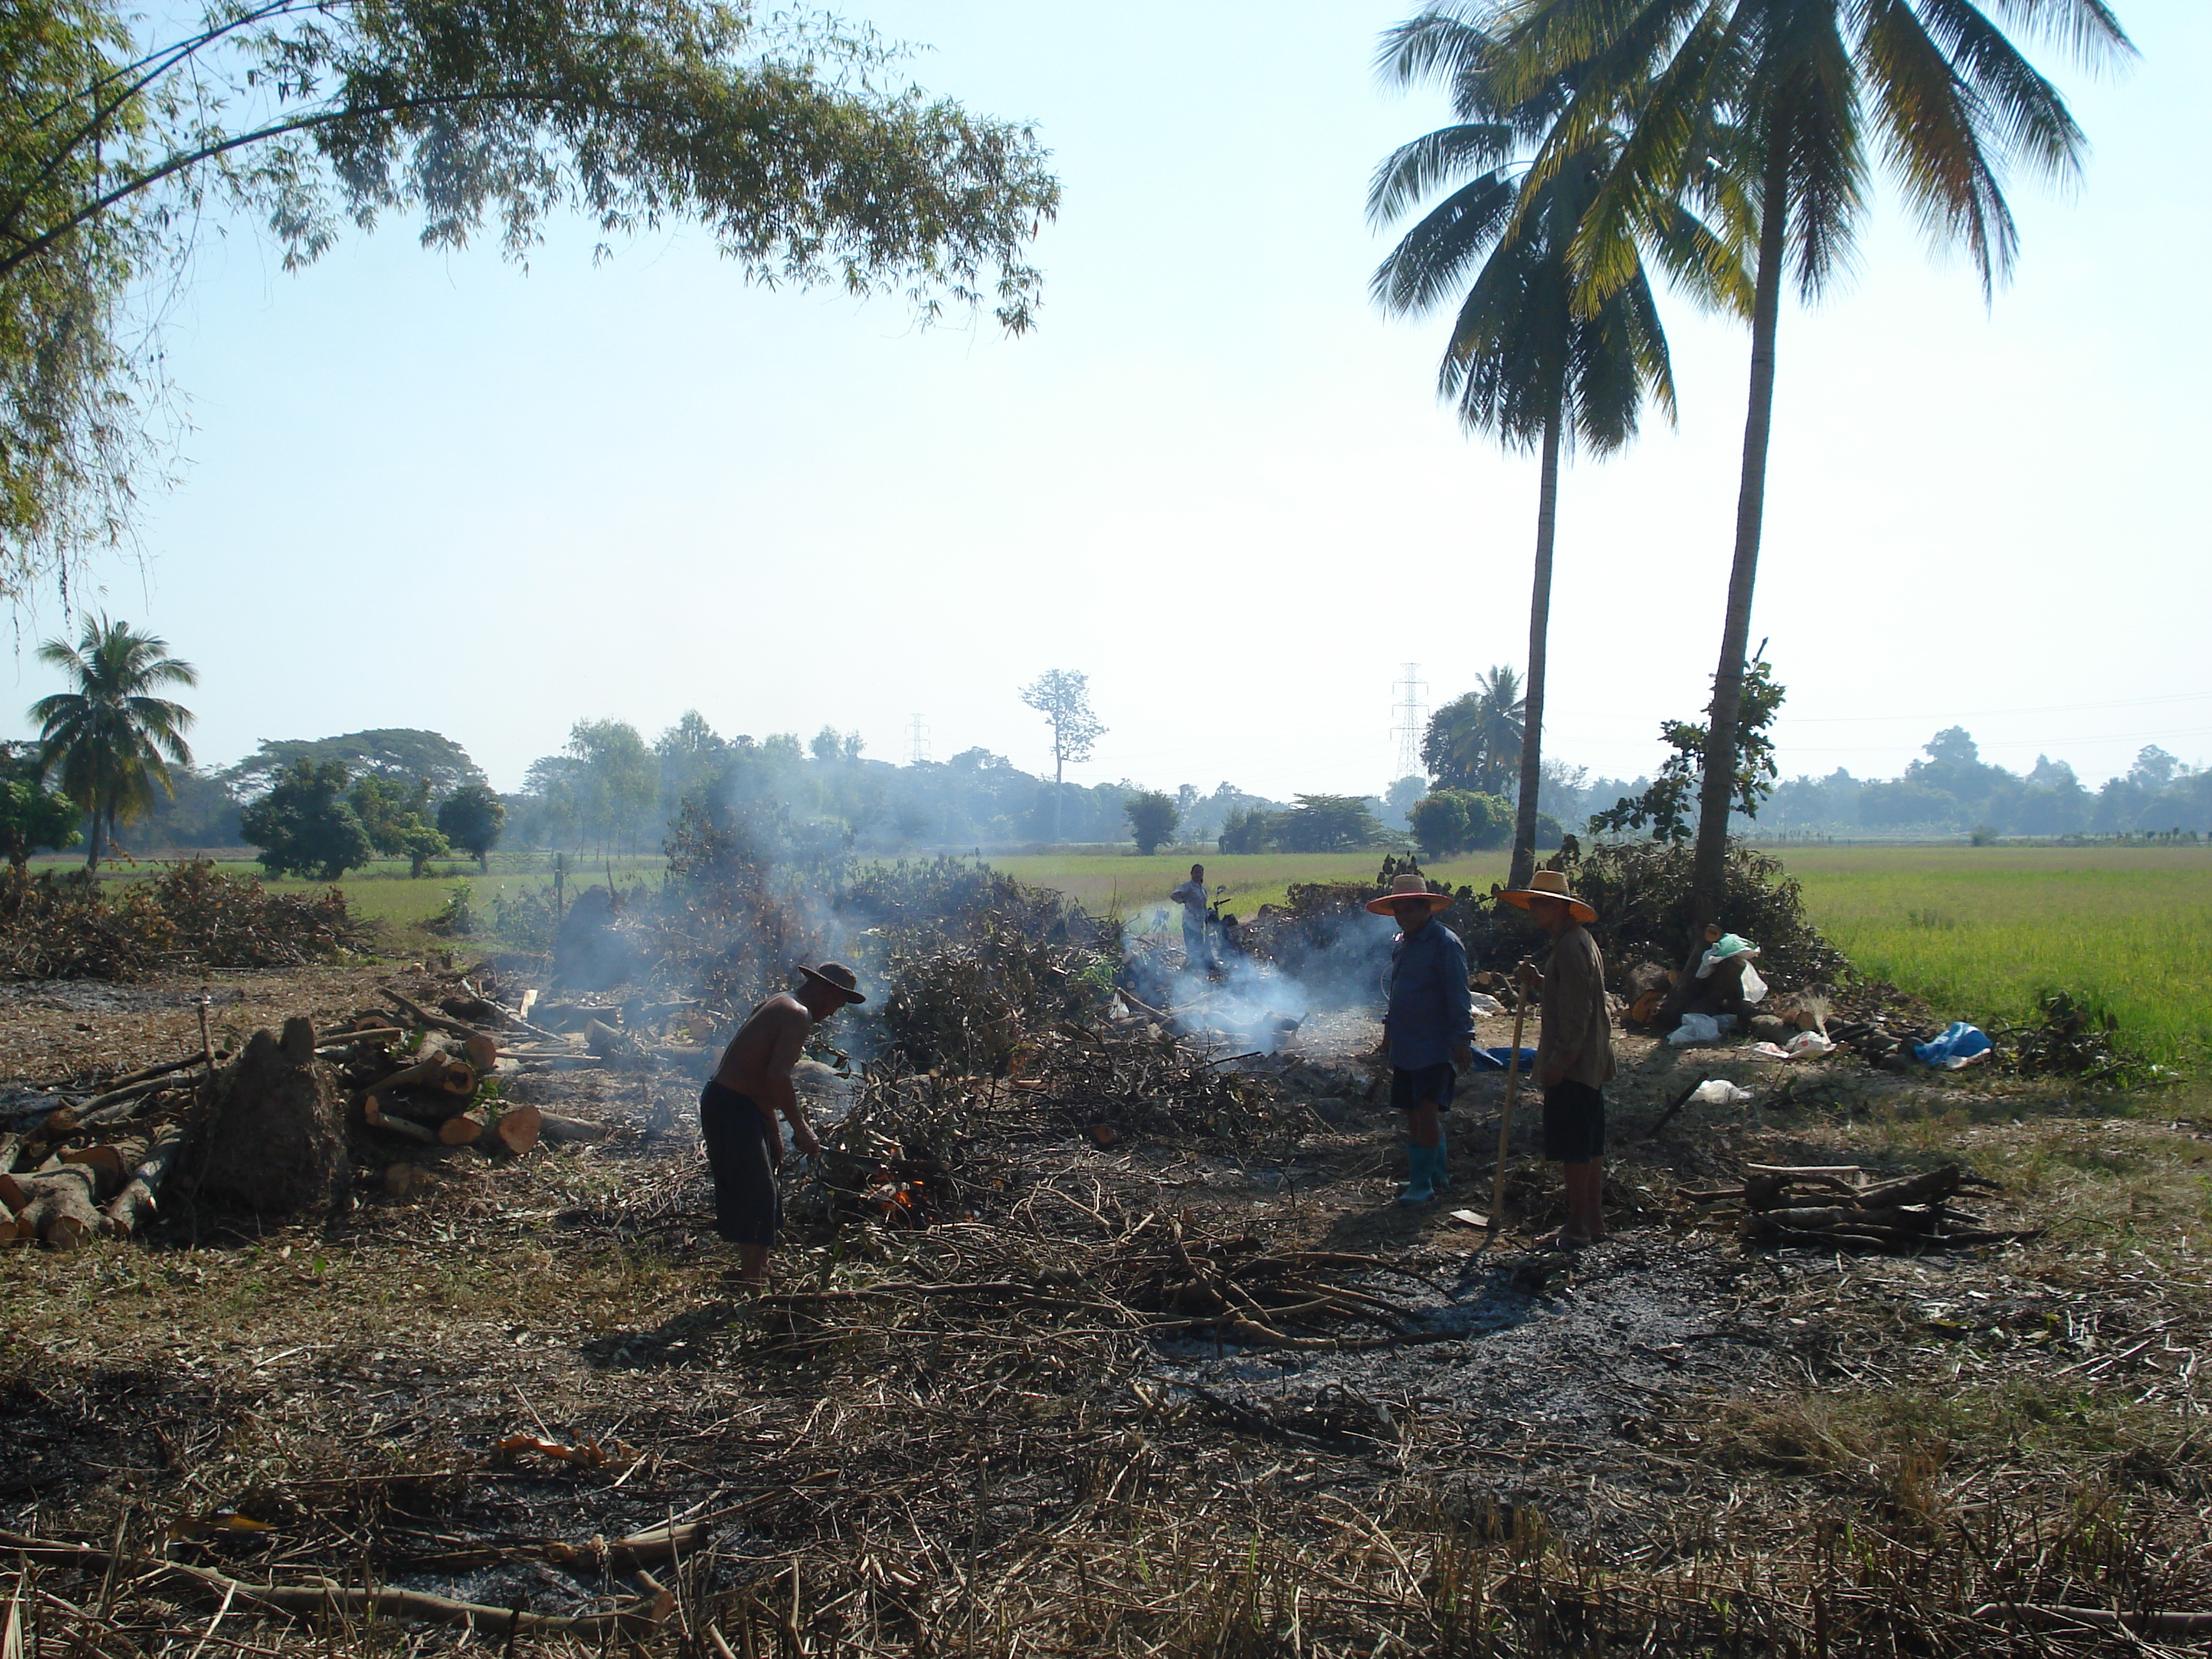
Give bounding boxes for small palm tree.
[1370,6,1745,886]
[1485,0,2132,931]
[30,616,197,869]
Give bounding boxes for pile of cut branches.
[0,860,369,980]
[1682,1162,2033,1252]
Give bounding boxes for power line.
[1389,663,1428,781]
[907,713,930,765]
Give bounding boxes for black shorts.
[1390,1062,1456,1112]
[700,1080,782,1247]
[1542,1080,1606,1163]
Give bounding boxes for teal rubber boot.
[1397,1141,1437,1206]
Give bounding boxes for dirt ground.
[4,963,2209,1655]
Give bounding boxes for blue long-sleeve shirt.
[1383,920,1475,1070]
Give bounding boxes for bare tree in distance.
[1020,670,1105,845]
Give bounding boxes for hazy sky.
[6,0,2206,801]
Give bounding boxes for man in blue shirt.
[1370,873,1475,1205]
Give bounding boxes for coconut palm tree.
[1370,6,1747,887]
[30,616,197,869]
[1484,0,2132,933]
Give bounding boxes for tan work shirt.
[1535,923,1616,1089]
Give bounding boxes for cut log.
[439,1102,496,1147]
[461,1032,500,1073]
[0,1130,20,1176]
[492,1102,542,1157]
[77,1067,206,1127]
[361,1095,439,1143]
[536,1112,611,1146]
[18,1164,101,1249]
[364,1054,476,1099]
[315,1026,404,1056]
[60,1141,135,1202]
[0,1166,30,1212]
[186,1017,351,1215]
[100,1124,188,1238]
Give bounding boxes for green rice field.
[1780,845,2211,1073]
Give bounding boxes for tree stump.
[189,1018,352,1214]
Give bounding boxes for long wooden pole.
[1488,1000,1530,1241]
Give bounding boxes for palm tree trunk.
[1052,752,1064,845]
[1687,145,1790,943]
[1509,405,1563,890]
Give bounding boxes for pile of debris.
[1682,1162,2031,1252]
[0,970,621,1248]
[0,860,371,981]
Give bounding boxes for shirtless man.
[700,961,866,1290]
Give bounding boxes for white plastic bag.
[1469,993,1508,1017]
[1690,1079,1753,1106]
[1748,1041,1793,1060]
[1669,1012,1723,1046]
[1785,1030,1835,1058]
[1740,963,1768,1004]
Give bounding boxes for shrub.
[1575,838,1851,986]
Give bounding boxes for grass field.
[1779,844,2212,1072]
[27,850,667,935]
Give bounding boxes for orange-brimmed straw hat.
[1497,868,1597,924]
[798,961,868,1004]
[1364,874,1454,916]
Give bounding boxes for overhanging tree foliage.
[1,0,1061,603]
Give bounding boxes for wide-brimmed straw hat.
[1497,868,1597,925]
[798,961,868,1004]
[1364,874,1453,917]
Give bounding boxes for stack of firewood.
[1681,1162,2031,1252]
[0,1058,206,1249]
[341,986,613,1195]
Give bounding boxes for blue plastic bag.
[1914,1022,1992,1069]
[1467,1046,1540,1072]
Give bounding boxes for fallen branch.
[0,1529,673,1637]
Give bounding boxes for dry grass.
[6,976,2212,1655]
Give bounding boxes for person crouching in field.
[701,962,866,1290]
[1372,874,1474,1205]
[1503,870,1616,1248]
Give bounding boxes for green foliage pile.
[837,857,1118,1074]
[0,860,369,979]
[1575,838,1851,986]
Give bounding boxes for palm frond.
[1375,4,1512,92]
[1976,0,2135,68]
[1372,170,1521,314]
[1854,0,2018,291]
[1909,0,2090,181]
[1367,123,1518,227]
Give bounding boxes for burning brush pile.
[0,860,371,980]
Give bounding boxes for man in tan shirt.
[1503,869,1616,1247]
